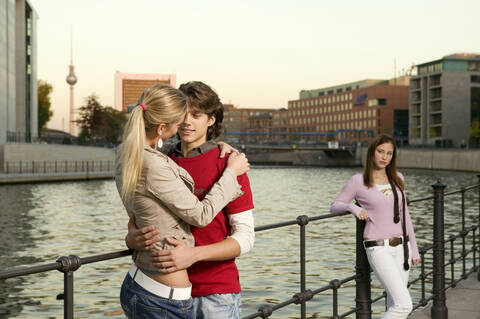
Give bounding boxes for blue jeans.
[120,273,195,319]
[193,293,242,319]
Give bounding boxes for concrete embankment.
[0,144,116,184]
[248,147,480,172]
[0,143,115,165]
[0,171,114,184]
[359,147,480,172]
[396,148,480,172]
[246,149,361,167]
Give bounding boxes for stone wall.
[2,143,115,163]
[360,147,480,172]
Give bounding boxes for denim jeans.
[192,293,242,319]
[120,273,195,319]
[365,242,413,319]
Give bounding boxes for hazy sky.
[28,0,479,131]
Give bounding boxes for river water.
[0,167,478,319]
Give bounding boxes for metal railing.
[0,175,479,319]
[1,160,114,175]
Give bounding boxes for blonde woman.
[115,84,249,319]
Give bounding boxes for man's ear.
[207,115,216,127]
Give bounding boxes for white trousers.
[365,241,413,319]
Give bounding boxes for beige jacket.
[115,145,243,271]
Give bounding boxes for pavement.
[410,273,480,319]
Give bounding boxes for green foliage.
[75,94,126,145]
[37,80,53,135]
[471,119,480,137]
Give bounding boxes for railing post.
[330,279,341,319]
[419,248,427,307]
[355,218,371,319]
[296,215,309,319]
[57,255,81,319]
[431,180,448,319]
[460,188,467,279]
[477,174,480,281]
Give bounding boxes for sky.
[28,0,480,131]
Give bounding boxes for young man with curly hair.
[126,81,254,319]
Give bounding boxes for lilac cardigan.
[330,172,419,260]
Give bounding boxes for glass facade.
[0,0,37,144]
[0,0,17,144]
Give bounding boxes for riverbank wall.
[359,147,480,172]
[0,143,115,169]
[247,147,480,172]
[246,149,361,167]
[0,144,116,184]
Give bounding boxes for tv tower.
[65,27,77,136]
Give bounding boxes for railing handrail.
[0,177,478,319]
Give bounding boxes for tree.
[75,94,126,145]
[471,119,480,137]
[37,80,53,135]
[103,106,127,144]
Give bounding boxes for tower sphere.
[66,73,77,85]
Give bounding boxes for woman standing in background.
[331,135,420,319]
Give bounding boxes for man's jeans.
[120,273,195,319]
[193,293,242,319]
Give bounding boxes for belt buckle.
[389,237,402,246]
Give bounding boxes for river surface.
[0,167,478,319]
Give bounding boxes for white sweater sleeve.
[228,210,255,255]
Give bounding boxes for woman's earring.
[157,138,163,149]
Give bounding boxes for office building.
[114,72,176,112]
[289,78,410,143]
[0,0,38,144]
[223,104,278,142]
[409,53,480,147]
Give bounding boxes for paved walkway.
[411,273,480,319]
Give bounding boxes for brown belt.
[364,236,408,248]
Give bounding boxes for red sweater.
[170,148,254,297]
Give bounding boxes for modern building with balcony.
[409,53,480,147]
[0,0,38,144]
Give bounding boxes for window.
[337,88,343,93]
[471,75,480,83]
[346,87,351,91]
[318,92,325,96]
[378,98,387,105]
[328,90,334,94]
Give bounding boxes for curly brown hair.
[178,81,224,140]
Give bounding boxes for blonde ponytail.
[120,106,146,201]
[118,84,187,201]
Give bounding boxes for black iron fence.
[6,131,116,148]
[1,160,114,175]
[0,175,479,319]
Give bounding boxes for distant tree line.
[75,94,126,145]
[37,80,126,146]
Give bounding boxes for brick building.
[223,104,278,142]
[114,72,176,112]
[289,78,409,143]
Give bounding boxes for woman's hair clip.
[139,103,146,111]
